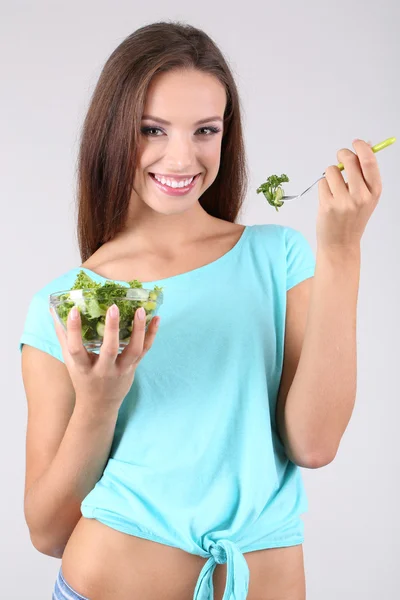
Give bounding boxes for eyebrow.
[141,114,223,126]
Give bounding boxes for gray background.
[2,0,399,598]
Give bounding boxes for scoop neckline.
[76,224,251,286]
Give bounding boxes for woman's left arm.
[276,244,361,468]
[276,139,382,468]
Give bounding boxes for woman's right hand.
[50,304,160,414]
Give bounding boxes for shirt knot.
[210,539,229,564]
[193,538,250,599]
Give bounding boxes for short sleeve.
[284,226,316,291]
[19,291,65,363]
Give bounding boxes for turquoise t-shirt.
[19,223,316,600]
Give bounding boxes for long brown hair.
[75,21,249,263]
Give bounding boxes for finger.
[336,147,369,199]
[49,306,69,359]
[323,164,348,201]
[97,304,121,367]
[140,316,160,358]
[65,306,92,367]
[118,307,149,370]
[352,139,382,197]
[51,307,90,367]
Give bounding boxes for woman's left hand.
[316,139,383,250]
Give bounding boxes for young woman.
[19,21,382,600]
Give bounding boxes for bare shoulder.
[80,240,115,272]
[217,220,246,236]
[207,219,246,242]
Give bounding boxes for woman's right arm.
[22,303,160,558]
[22,345,119,558]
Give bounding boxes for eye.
[140,126,222,137]
[197,126,222,135]
[141,127,163,136]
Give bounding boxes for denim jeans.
[52,567,90,599]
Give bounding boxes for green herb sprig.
[256,173,289,212]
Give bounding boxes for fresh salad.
[256,174,289,211]
[51,270,163,343]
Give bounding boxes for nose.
[165,133,196,172]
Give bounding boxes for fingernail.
[109,304,118,318]
[137,307,145,321]
[70,307,79,320]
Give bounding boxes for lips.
[148,172,201,196]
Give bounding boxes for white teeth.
[153,174,194,188]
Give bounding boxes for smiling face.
[130,69,227,216]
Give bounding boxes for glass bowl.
[49,287,164,353]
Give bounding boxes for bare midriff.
[61,517,306,600]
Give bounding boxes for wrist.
[317,242,361,263]
[73,400,120,424]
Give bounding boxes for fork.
[281,137,396,203]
